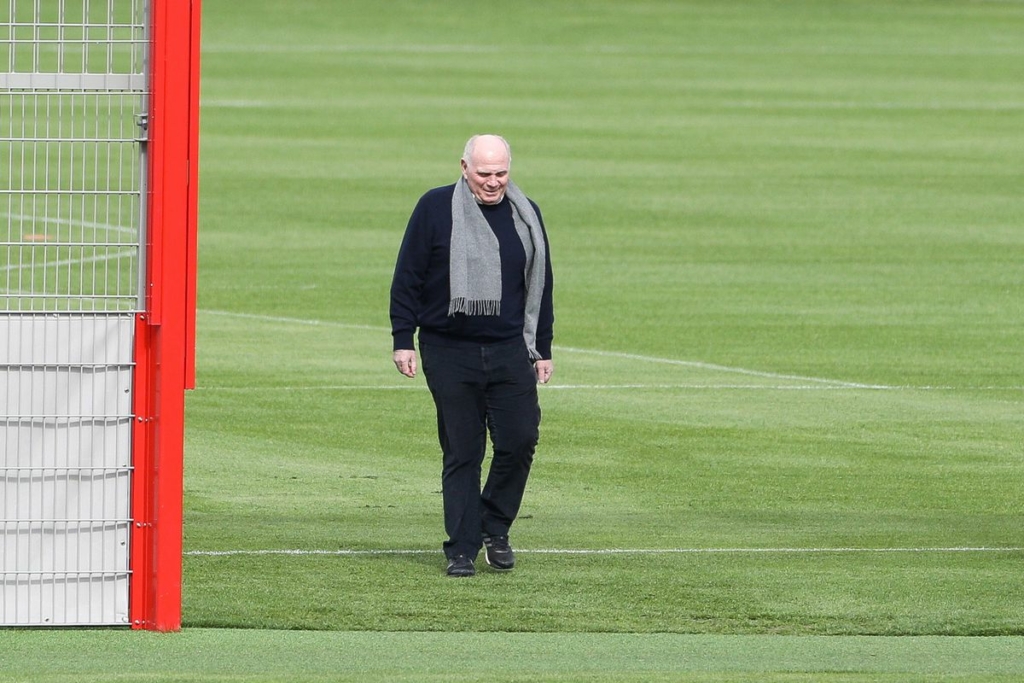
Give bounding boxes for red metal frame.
[130,0,201,632]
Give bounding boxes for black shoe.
[446,554,475,577]
[483,535,515,571]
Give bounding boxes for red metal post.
[130,0,202,631]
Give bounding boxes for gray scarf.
[449,177,547,359]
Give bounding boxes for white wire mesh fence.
[2,0,147,313]
[1,0,147,626]
[1,313,134,625]
[1,0,146,87]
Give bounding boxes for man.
[390,134,555,577]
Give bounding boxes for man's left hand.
[535,360,553,384]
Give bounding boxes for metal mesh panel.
[1,313,133,625]
[1,0,147,313]
[1,0,146,627]
[0,0,147,86]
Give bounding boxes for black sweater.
[390,183,554,359]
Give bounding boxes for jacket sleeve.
[532,201,555,360]
[390,195,433,351]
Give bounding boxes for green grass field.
[4,0,1023,680]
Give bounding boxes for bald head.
[462,134,512,167]
[461,134,512,204]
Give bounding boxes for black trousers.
[420,338,541,560]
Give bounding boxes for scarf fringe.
[448,297,501,317]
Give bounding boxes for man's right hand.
[393,349,418,378]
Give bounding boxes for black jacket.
[390,183,554,359]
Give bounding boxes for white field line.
[2,212,137,279]
[0,247,136,274]
[199,309,894,390]
[2,212,137,236]
[547,384,946,390]
[197,384,947,392]
[554,346,891,389]
[202,309,383,332]
[185,547,1023,557]
[196,382,1023,391]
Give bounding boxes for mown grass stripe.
[184,546,1024,557]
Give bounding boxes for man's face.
[461,141,510,205]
